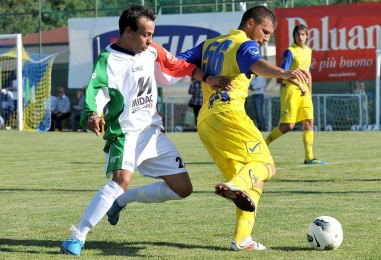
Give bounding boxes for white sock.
[116,181,182,206]
[73,181,124,241]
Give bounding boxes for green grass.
[0,130,380,259]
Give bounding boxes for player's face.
[246,18,274,46]
[128,17,155,53]
[294,30,308,47]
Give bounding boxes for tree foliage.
[0,0,377,36]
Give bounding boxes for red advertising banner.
[275,2,381,82]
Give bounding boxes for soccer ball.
[307,216,343,250]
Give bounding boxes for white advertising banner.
[68,12,243,89]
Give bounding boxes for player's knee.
[280,123,294,133]
[112,169,133,191]
[178,183,193,198]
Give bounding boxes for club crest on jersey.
[248,47,260,56]
[245,141,261,154]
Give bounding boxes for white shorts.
[104,125,187,178]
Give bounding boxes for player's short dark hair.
[238,5,277,29]
[119,4,156,35]
[293,24,309,43]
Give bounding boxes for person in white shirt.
[50,87,71,131]
[246,75,267,131]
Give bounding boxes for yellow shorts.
[280,85,314,123]
[198,110,274,181]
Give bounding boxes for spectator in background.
[50,87,71,131]
[1,87,15,129]
[71,89,85,132]
[50,95,57,112]
[246,75,267,131]
[188,79,202,126]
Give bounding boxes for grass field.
[0,130,380,259]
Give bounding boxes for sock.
[265,126,283,145]
[74,181,124,241]
[234,185,262,244]
[228,162,271,190]
[303,130,314,161]
[116,181,182,206]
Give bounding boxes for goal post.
[375,50,381,130]
[0,34,23,130]
[0,34,56,131]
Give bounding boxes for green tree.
[0,0,376,36]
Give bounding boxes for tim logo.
[92,25,220,63]
[245,141,261,154]
[208,91,230,108]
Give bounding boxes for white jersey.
[80,42,195,140]
[250,75,267,95]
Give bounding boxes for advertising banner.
[275,2,381,82]
[68,12,243,89]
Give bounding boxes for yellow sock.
[228,162,271,190]
[266,127,283,145]
[303,130,314,161]
[234,186,262,243]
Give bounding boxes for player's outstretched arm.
[251,59,310,85]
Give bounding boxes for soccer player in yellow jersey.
[178,6,310,251]
[265,24,327,165]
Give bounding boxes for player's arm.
[251,59,309,86]
[80,55,109,136]
[236,41,308,86]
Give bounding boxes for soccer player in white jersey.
[60,4,231,256]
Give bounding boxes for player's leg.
[60,170,130,256]
[108,126,192,225]
[266,86,297,145]
[231,183,269,250]
[303,119,314,161]
[215,161,274,212]
[198,111,274,211]
[61,134,137,256]
[299,96,327,165]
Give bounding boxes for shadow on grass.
[0,238,228,256]
[267,190,380,194]
[274,178,381,183]
[270,246,312,251]
[186,161,215,165]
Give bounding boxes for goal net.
[261,94,366,131]
[0,34,56,131]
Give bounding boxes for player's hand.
[299,85,307,96]
[87,115,105,136]
[206,76,233,91]
[283,68,310,85]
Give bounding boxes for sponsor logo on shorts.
[124,161,134,168]
[110,156,120,164]
[245,141,261,154]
